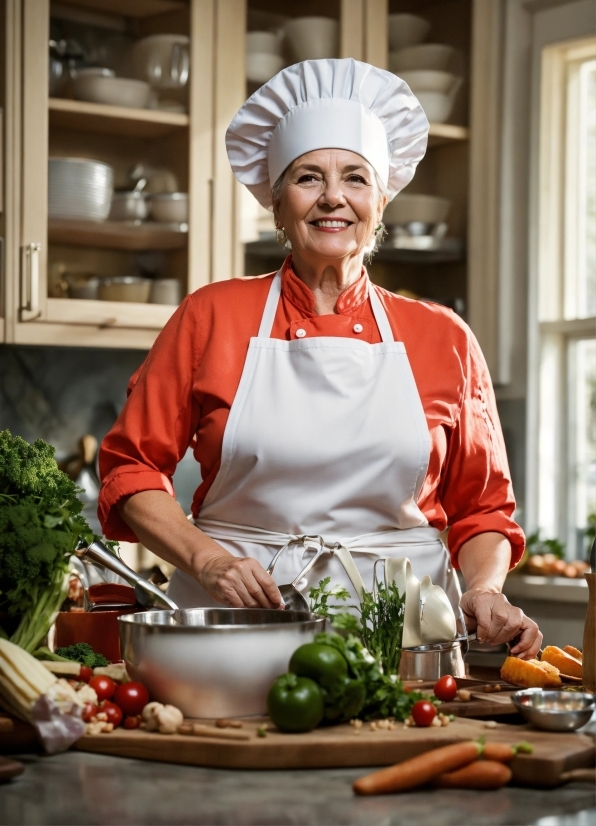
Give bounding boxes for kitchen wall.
[0,344,199,521]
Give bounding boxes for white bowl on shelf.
[383,194,452,227]
[388,14,430,50]
[389,44,456,73]
[148,192,188,223]
[415,89,461,123]
[246,31,283,55]
[48,157,114,222]
[130,34,190,90]
[399,70,460,94]
[109,191,149,222]
[149,278,181,305]
[283,17,339,61]
[98,276,152,303]
[246,52,284,84]
[73,75,151,108]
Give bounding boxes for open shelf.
[48,219,188,251]
[245,237,464,265]
[46,298,177,330]
[49,98,189,139]
[427,123,469,148]
[58,0,188,18]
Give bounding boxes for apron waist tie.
[193,517,442,551]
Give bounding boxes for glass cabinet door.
[14,0,212,349]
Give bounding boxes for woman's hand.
[197,549,283,609]
[116,490,283,609]
[460,589,543,660]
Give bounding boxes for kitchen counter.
[1,750,594,826]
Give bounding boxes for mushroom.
[141,701,184,734]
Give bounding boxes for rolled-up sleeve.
[98,293,201,541]
[441,327,525,569]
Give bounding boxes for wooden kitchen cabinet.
[2,0,502,359]
[3,0,214,349]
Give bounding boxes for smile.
[310,220,353,229]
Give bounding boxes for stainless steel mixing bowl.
[511,689,595,731]
[119,608,325,719]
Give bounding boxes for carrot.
[481,743,516,763]
[482,741,534,762]
[434,760,512,790]
[353,741,482,796]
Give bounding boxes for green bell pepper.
[267,673,325,733]
[289,642,349,688]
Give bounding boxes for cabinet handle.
[20,242,41,320]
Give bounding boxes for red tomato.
[411,700,437,727]
[433,675,458,702]
[113,682,149,717]
[123,715,141,730]
[81,702,98,723]
[89,675,116,702]
[100,701,123,727]
[79,666,93,683]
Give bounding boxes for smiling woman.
[271,149,387,314]
[99,58,541,660]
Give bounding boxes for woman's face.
[273,149,387,263]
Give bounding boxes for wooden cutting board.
[73,716,595,787]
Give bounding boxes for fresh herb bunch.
[309,577,406,673]
[0,430,96,653]
[55,642,109,668]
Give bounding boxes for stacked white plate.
[49,158,114,222]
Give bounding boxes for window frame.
[528,32,596,557]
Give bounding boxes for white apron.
[168,271,461,615]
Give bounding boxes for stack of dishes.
[388,14,462,124]
[283,17,339,62]
[72,67,151,109]
[48,158,114,222]
[246,31,284,84]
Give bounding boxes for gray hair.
[270,168,388,260]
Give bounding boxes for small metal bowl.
[512,689,595,731]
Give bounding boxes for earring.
[375,221,385,237]
[275,227,288,246]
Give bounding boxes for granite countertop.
[1,751,594,826]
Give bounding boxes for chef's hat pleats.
[226,58,429,208]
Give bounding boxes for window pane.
[569,337,596,556]
[567,59,596,319]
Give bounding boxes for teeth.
[313,220,350,228]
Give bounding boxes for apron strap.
[258,270,395,344]
[368,285,395,344]
[258,270,283,338]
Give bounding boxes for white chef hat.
[226,58,429,208]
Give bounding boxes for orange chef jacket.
[98,257,525,568]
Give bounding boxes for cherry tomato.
[113,682,149,717]
[123,715,142,730]
[100,700,123,727]
[433,675,458,702]
[79,666,93,683]
[81,702,98,723]
[89,675,116,702]
[411,700,437,727]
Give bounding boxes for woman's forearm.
[116,490,282,608]
[458,531,512,592]
[116,490,229,579]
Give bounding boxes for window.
[535,37,596,559]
